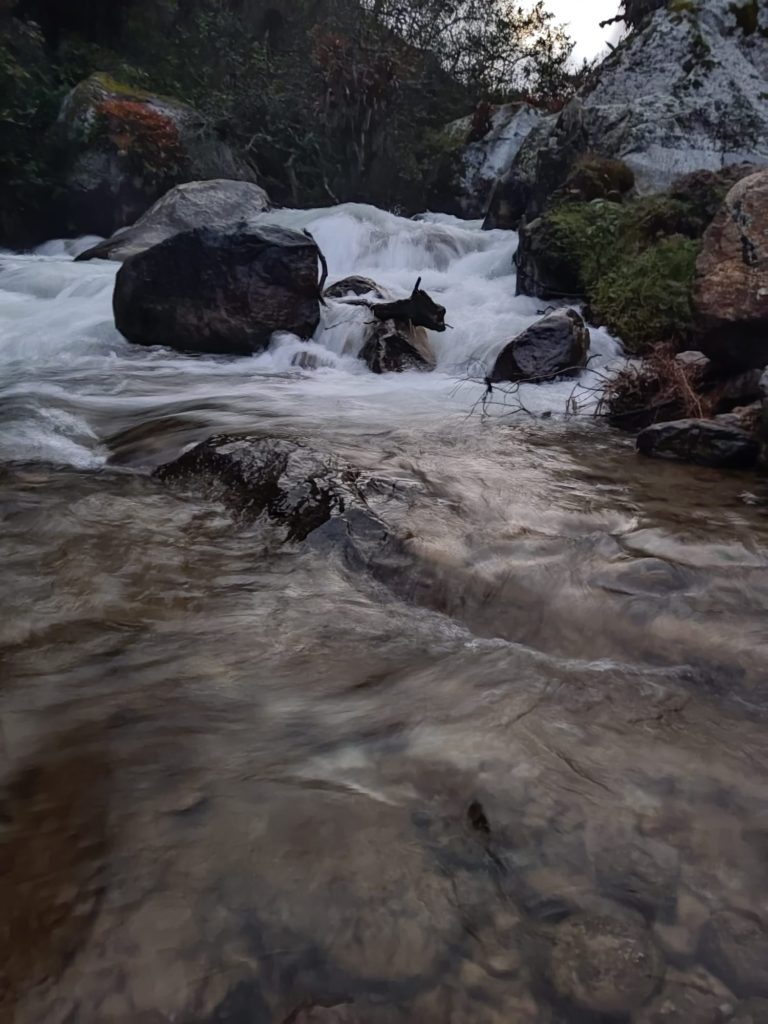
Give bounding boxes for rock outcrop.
[76,179,271,262]
[489,309,589,384]
[483,0,768,230]
[693,169,768,371]
[113,226,320,356]
[636,418,760,468]
[443,103,544,219]
[59,73,259,237]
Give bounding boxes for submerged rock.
[58,73,259,237]
[113,226,320,356]
[693,170,768,371]
[637,419,760,469]
[489,309,589,384]
[154,436,363,542]
[588,826,680,920]
[546,912,665,1015]
[700,910,768,998]
[634,966,736,1024]
[76,179,271,262]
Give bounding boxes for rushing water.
[1,206,768,1024]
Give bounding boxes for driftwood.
[372,278,447,332]
[303,230,329,305]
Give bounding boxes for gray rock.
[58,73,259,237]
[700,910,768,998]
[637,419,760,469]
[488,0,768,221]
[489,309,589,384]
[633,966,737,1024]
[588,826,680,920]
[76,180,271,262]
[444,103,544,219]
[547,912,665,1015]
[675,351,712,373]
[732,998,768,1024]
[113,225,320,356]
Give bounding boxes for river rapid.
[1,205,767,1023]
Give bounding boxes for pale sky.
[545,0,625,62]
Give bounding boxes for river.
[1,205,767,1023]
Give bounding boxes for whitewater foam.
[0,204,623,467]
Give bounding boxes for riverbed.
[1,206,767,1023]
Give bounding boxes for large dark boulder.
[58,73,260,237]
[693,170,768,371]
[636,419,760,469]
[113,226,320,356]
[76,179,271,262]
[489,309,589,384]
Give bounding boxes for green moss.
[730,0,759,35]
[538,201,627,291]
[591,237,699,354]
[526,176,721,352]
[558,155,635,204]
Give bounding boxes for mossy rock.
[517,194,704,352]
[58,71,259,237]
[556,155,635,204]
[516,201,628,299]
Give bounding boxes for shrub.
[591,236,699,353]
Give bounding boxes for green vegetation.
[591,237,699,352]
[0,17,64,245]
[0,0,580,244]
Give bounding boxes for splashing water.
[0,204,621,468]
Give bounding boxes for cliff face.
[579,0,768,193]
[472,0,768,223]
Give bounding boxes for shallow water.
[1,207,768,1023]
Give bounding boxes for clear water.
[1,206,767,1024]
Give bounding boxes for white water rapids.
[0,203,621,468]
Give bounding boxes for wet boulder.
[634,966,737,1024]
[546,912,665,1015]
[113,225,320,356]
[699,910,768,998]
[360,321,434,374]
[693,170,768,371]
[637,419,760,469]
[587,825,679,921]
[489,309,589,384]
[76,179,271,262]
[58,73,259,237]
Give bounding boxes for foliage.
[590,236,699,353]
[527,189,705,354]
[0,16,64,244]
